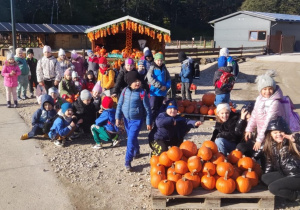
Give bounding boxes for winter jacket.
[97,68,115,90]
[57,57,74,74]
[72,56,86,78]
[213,66,233,95]
[93,96,101,112]
[246,86,286,143]
[116,87,151,126]
[1,61,21,87]
[58,78,77,96]
[211,111,245,144]
[179,58,193,83]
[147,63,171,97]
[85,79,95,92]
[48,111,73,139]
[95,108,118,132]
[14,56,30,76]
[144,50,154,71]
[32,94,57,128]
[72,97,96,133]
[26,57,37,79]
[87,56,99,78]
[264,133,300,176]
[36,56,62,82]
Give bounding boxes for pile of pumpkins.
[176,83,197,91]
[150,140,262,196]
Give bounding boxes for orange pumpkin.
[151,171,166,188]
[176,177,193,195]
[238,156,254,171]
[211,152,225,165]
[216,171,236,194]
[201,170,216,190]
[236,175,252,193]
[185,105,194,114]
[178,105,185,114]
[174,160,189,175]
[242,168,259,187]
[231,165,242,180]
[159,151,173,167]
[167,146,183,162]
[228,149,243,164]
[150,163,165,176]
[202,141,218,154]
[208,108,214,115]
[197,146,212,161]
[200,105,209,115]
[182,100,191,107]
[167,171,182,183]
[187,156,202,173]
[202,162,216,175]
[158,180,174,195]
[167,163,176,175]
[150,155,159,167]
[216,160,234,177]
[183,172,201,188]
[179,140,198,158]
[202,93,216,106]
[253,162,263,178]
[190,83,197,90]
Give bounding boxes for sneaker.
[43,133,49,138]
[133,150,141,159]
[17,96,23,101]
[20,133,29,140]
[125,161,132,172]
[22,95,30,100]
[54,140,63,147]
[13,101,18,108]
[93,143,103,149]
[7,102,11,108]
[70,133,80,139]
[112,137,121,147]
[30,93,34,98]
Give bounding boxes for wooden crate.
[152,185,275,210]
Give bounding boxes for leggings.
[261,171,300,200]
[5,86,17,101]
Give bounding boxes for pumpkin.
[176,177,193,196]
[190,83,197,90]
[199,105,209,115]
[238,156,254,171]
[194,105,200,114]
[211,152,225,165]
[159,151,173,167]
[180,155,188,162]
[216,160,234,177]
[65,98,73,103]
[176,83,182,91]
[231,165,242,180]
[214,173,221,181]
[216,171,236,194]
[187,156,202,173]
[201,170,216,190]
[185,105,194,114]
[174,160,189,175]
[207,108,214,115]
[183,172,201,188]
[202,162,216,175]
[253,162,263,178]
[202,141,218,154]
[236,175,252,193]
[158,180,174,196]
[182,100,191,107]
[180,140,198,158]
[227,149,243,164]
[197,146,212,161]
[167,146,183,162]
[167,171,182,183]
[178,105,185,114]
[150,155,159,167]
[167,163,176,175]
[202,93,216,106]
[151,171,166,188]
[150,163,165,176]
[242,168,258,187]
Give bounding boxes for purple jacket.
[1,61,21,87]
[246,86,286,143]
[72,56,86,78]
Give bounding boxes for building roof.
[0,22,93,33]
[209,11,300,24]
[85,15,170,35]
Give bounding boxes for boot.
[7,101,11,108]
[125,161,132,172]
[14,100,18,108]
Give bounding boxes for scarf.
[99,66,108,75]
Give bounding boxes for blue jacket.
[32,94,56,128]
[48,115,72,139]
[179,58,193,83]
[116,87,151,125]
[147,63,171,97]
[95,108,118,132]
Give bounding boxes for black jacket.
[213,66,233,95]
[26,57,37,79]
[211,112,245,144]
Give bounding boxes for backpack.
[227,57,239,78]
[279,96,300,132]
[215,69,235,92]
[42,114,63,134]
[188,57,196,79]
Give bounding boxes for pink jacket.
[1,61,21,87]
[72,56,86,78]
[246,86,287,143]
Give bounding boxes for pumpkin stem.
[158,171,162,175]
[242,175,246,178]
[248,168,252,172]
[163,180,168,183]
[182,177,187,181]
[207,170,211,177]
[224,171,228,180]
[192,169,197,175]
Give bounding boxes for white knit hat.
[6,52,14,60]
[219,48,229,57]
[16,48,23,55]
[43,45,51,53]
[256,70,276,92]
[72,71,78,78]
[143,47,150,54]
[58,48,66,56]
[216,103,231,113]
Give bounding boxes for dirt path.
[1,56,300,209]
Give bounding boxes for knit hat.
[92,81,102,93]
[178,52,187,62]
[27,49,34,55]
[80,89,92,100]
[87,50,93,56]
[219,48,229,57]
[144,50,153,58]
[6,52,14,60]
[266,116,292,134]
[102,96,114,109]
[143,47,150,54]
[48,87,59,95]
[154,53,164,61]
[43,45,51,53]
[71,50,78,59]
[216,103,231,113]
[72,71,78,78]
[218,56,227,68]
[125,58,134,65]
[16,48,23,55]
[125,70,140,86]
[166,100,178,110]
[99,57,108,65]
[256,70,276,92]
[61,103,72,114]
[58,48,66,56]
[64,69,72,76]
[138,60,145,66]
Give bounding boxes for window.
[72,34,79,39]
[249,31,266,41]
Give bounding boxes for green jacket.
[15,56,30,76]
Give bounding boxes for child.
[261,116,300,202]
[86,50,99,78]
[48,87,65,112]
[97,57,115,96]
[58,69,77,98]
[178,52,193,101]
[85,70,96,92]
[245,70,287,151]
[91,96,120,149]
[57,48,74,75]
[20,94,57,140]
[144,49,154,71]
[1,53,21,108]
[72,71,85,93]
[137,60,149,93]
[15,48,31,100]
[26,49,38,98]
[92,81,102,113]
[72,89,96,133]
[48,102,82,147]
[211,103,246,155]
[149,99,201,156]
[147,53,171,121]
[116,71,152,171]
[71,50,86,79]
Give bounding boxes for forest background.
[1,0,300,40]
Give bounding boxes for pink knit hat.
[71,50,78,59]
[64,69,72,76]
[125,58,134,65]
[92,81,102,93]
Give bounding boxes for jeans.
[214,93,230,106]
[17,75,29,97]
[215,137,237,156]
[181,82,191,100]
[28,125,44,138]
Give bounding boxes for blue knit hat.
[166,100,178,110]
[218,56,227,68]
[138,60,145,66]
[61,103,72,114]
[87,50,93,56]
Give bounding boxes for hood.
[144,50,153,58]
[41,94,54,110]
[219,66,233,73]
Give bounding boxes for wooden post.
[177,40,178,48]
[279,35,283,55]
[211,40,214,48]
[241,45,243,57]
[82,49,85,58]
[203,40,206,49]
[200,36,202,47]
[179,40,181,49]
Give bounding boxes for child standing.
[85,70,96,92]
[26,49,38,98]
[97,57,115,96]
[144,49,154,71]
[261,116,300,202]
[1,53,21,108]
[147,53,171,121]
[91,96,120,149]
[58,69,77,98]
[178,52,193,101]
[20,94,57,140]
[71,50,86,79]
[137,60,149,93]
[245,71,286,151]
[116,71,152,171]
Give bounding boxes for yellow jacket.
[97,68,115,90]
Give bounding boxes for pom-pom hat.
[256,70,276,92]
[102,96,114,109]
